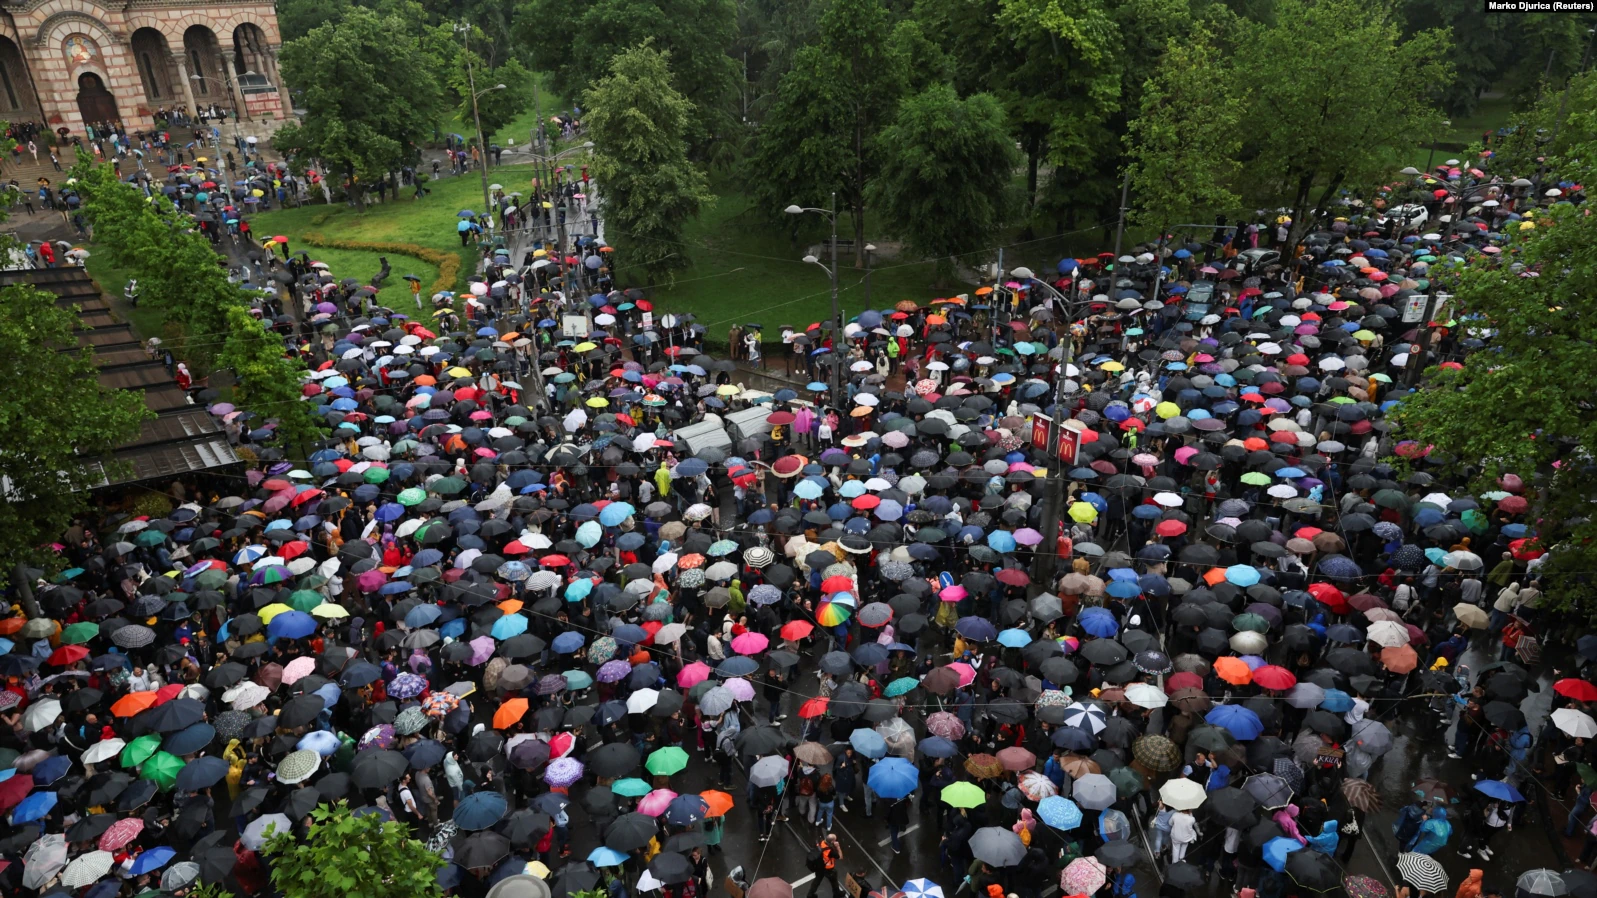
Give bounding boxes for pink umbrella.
[469,636,496,666]
[948,662,976,687]
[730,633,769,655]
[723,678,755,702]
[281,656,316,686]
[677,661,712,688]
[926,711,965,739]
[1174,446,1199,465]
[1062,858,1107,894]
[939,585,967,603]
[262,493,292,515]
[98,817,144,851]
[637,788,678,817]
[356,569,388,593]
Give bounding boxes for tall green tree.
[870,85,1018,285]
[585,46,713,280]
[218,306,325,453]
[1232,0,1451,248]
[265,803,443,898]
[0,284,149,575]
[449,27,533,148]
[274,7,445,208]
[1391,174,1597,621]
[515,0,738,148]
[1124,27,1241,228]
[747,0,908,266]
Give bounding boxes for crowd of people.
[1,154,1591,898]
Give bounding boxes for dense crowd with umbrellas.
[2,159,1590,898]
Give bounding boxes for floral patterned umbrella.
[545,756,584,787]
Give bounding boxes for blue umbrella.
[956,617,997,642]
[1319,689,1354,713]
[1224,565,1261,587]
[1205,705,1264,741]
[918,736,958,758]
[998,629,1032,648]
[1318,555,1363,579]
[1262,836,1301,872]
[491,614,528,639]
[717,656,759,677]
[552,632,586,654]
[867,757,919,799]
[599,503,635,527]
[11,790,56,823]
[665,794,709,825]
[675,458,709,478]
[987,531,1017,553]
[454,790,508,830]
[1037,796,1083,829]
[588,846,629,867]
[576,521,603,548]
[130,846,176,876]
[298,730,342,756]
[1473,779,1525,802]
[1078,609,1119,638]
[405,604,442,628]
[267,610,316,641]
[850,728,888,759]
[1106,580,1142,599]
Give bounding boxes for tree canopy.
[265,802,443,898]
[870,85,1017,283]
[274,7,446,207]
[584,46,714,280]
[0,284,149,576]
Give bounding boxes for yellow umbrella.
[1099,360,1125,372]
[1069,502,1098,524]
[573,341,598,352]
[251,189,264,197]
[716,385,739,396]
[258,603,293,624]
[1352,329,1376,341]
[1155,401,1181,419]
[586,397,608,408]
[311,603,349,619]
[446,366,473,378]
[534,248,548,258]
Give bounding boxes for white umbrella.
[1366,620,1410,648]
[1159,778,1207,810]
[82,737,125,765]
[1554,708,1597,738]
[626,689,660,714]
[22,696,61,733]
[59,849,114,888]
[1125,684,1167,709]
[22,834,68,890]
[242,813,293,851]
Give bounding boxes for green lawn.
[445,71,572,153]
[84,255,164,340]
[252,166,537,293]
[1400,93,1520,172]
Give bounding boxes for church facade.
[0,0,290,134]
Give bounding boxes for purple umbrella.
[536,675,568,695]
[358,724,395,751]
[390,672,428,699]
[597,660,633,683]
[315,302,338,314]
[469,636,496,666]
[545,756,584,787]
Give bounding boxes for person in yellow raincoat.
[654,461,672,500]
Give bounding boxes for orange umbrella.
[1380,645,1418,674]
[0,618,22,636]
[112,691,159,718]
[781,620,814,641]
[700,790,735,817]
[798,696,829,718]
[1214,657,1253,686]
[494,697,529,729]
[498,599,524,616]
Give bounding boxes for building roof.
[0,267,239,487]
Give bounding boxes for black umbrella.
[455,831,512,869]
[350,749,409,789]
[604,812,658,851]
[1095,841,1144,867]
[588,743,640,778]
[174,755,231,792]
[648,852,695,884]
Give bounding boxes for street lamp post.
[863,243,876,308]
[1011,265,1083,597]
[786,193,843,411]
[457,24,504,233]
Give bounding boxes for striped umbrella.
[1396,853,1448,894]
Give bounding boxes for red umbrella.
[767,411,796,426]
[780,620,814,641]
[1555,679,1597,702]
[1252,665,1297,691]
[47,644,89,666]
[1307,583,1348,613]
[1155,520,1188,537]
[0,773,32,812]
[1166,672,1203,691]
[821,576,854,594]
[539,555,571,567]
[852,495,880,511]
[996,568,1030,587]
[798,696,829,718]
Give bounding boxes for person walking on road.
[806,834,843,898]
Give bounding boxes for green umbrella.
[1232,613,1270,634]
[431,476,466,496]
[122,733,162,768]
[645,746,689,776]
[140,750,185,790]
[611,777,652,797]
[1110,766,1145,797]
[363,467,390,484]
[193,569,228,590]
[288,590,323,612]
[134,530,167,547]
[1371,489,1409,511]
[885,677,918,697]
[397,487,427,506]
[941,781,985,808]
[1240,472,1271,486]
[60,622,100,645]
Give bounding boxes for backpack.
[797,776,815,797]
[806,846,825,873]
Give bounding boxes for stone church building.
[0,0,290,134]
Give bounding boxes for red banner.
[1031,414,1082,465]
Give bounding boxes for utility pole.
[828,191,841,410]
[1109,170,1132,274]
